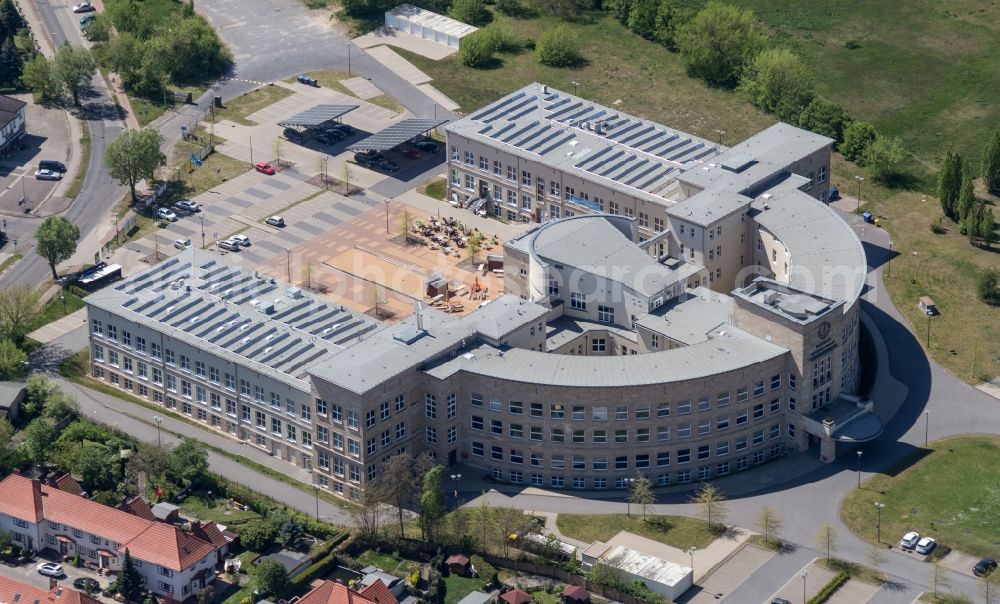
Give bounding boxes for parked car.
[217,239,241,252]
[315,133,335,145]
[175,200,199,213]
[915,537,936,555]
[771,599,791,604]
[377,159,399,173]
[254,162,276,175]
[827,186,840,201]
[72,2,95,12]
[37,562,64,577]
[324,128,347,140]
[39,159,67,172]
[72,578,100,593]
[899,531,920,550]
[79,14,96,29]
[415,140,440,154]
[401,147,421,160]
[330,123,356,136]
[230,234,251,247]
[173,239,191,250]
[974,559,998,577]
[283,128,303,142]
[265,215,285,227]
[34,169,62,180]
[353,151,382,167]
[157,208,178,222]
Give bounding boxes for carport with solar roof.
[278,104,360,131]
[348,118,448,152]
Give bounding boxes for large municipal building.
[85,84,876,499]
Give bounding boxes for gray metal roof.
[634,288,734,345]
[749,189,866,304]
[447,83,723,205]
[348,118,448,151]
[278,104,359,128]
[526,215,680,298]
[85,251,383,389]
[454,327,786,387]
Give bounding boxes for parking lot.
[0,96,74,216]
[0,555,114,603]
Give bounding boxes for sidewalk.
[27,307,87,344]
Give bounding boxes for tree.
[419,465,446,541]
[756,505,783,545]
[239,519,277,552]
[254,560,289,597]
[675,2,765,88]
[605,0,633,23]
[0,38,23,86]
[739,48,814,122]
[628,475,655,520]
[450,0,491,26]
[126,443,171,486]
[0,284,40,345]
[862,135,905,182]
[797,98,848,144]
[35,216,80,281]
[378,452,429,537]
[0,418,17,474]
[957,170,977,227]
[0,0,23,34]
[41,391,78,424]
[105,128,166,204]
[536,0,583,19]
[21,55,60,101]
[24,417,56,466]
[103,33,143,88]
[351,481,385,539]
[938,151,964,221]
[689,482,728,529]
[493,507,523,557]
[979,207,995,248]
[627,0,660,40]
[23,373,57,420]
[168,438,209,488]
[83,14,112,44]
[466,231,483,264]
[116,549,143,602]
[841,121,877,164]
[399,208,412,239]
[52,43,96,106]
[536,24,583,68]
[962,202,982,243]
[74,443,118,492]
[458,30,495,68]
[0,339,26,380]
[930,563,950,598]
[815,521,838,562]
[977,269,999,305]
[983,129,1000,196]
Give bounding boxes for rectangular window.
[753,381,765,396]
[737,409,749,425]
[348,410,358,429]
[698,419,710,435]
[570,292,586,310]
[677,400,692,415]
[472,442,484,457]
[550,428,564,443]
[509,424,523,439]
[366,409,376,428]
[770,399,781,413]
[597,305,614,323]
[424,394,437,420]
[737,387,749,403]
[753,403,765,419]
[530,426,543,441]
[447,394,457,420]
[509,400,523,415]
[572,430,586,444]
[591,339,606,352]
[471,416,483,431]
[677,449,691,464]
[717,441,730,456]
[677,424,691,438]
[491,419,503,435]
[550,404,564,419]
[657,426,670,441]
[491,446,503,461]
[425,426,437,444]
[771,374,781,390]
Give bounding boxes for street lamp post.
[856,450,863,488]
[855,175,864,214]
[570,80,579,96]
[687,547,697,581]
[200,214,205,249]
[450,473,462,501]
[153,416,163,447]
[924,410,930,447]
[313,485,319,520]
[715,129,725,145]
[801,570,808,603]
[887,241,892,278]
[874,502,885,543]
[624,477,635,516]
[60,293,66,316]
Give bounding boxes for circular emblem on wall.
[818,321,831,339]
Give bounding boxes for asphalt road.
[1,0,125,287]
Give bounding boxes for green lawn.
[65,128,91,200]
[165,130,250,202]
[395,13,773,144]
[841,435,1000,558]
[732,0,1000,176]
[178,494,261,524]
[356,549,420,577]
[419,177,447,201]
[214,85,294,126]
[556,513,719,550]
[27,291,85,332]
[443,574,482,604]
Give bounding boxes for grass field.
[841,435,1000,558]
[396,13,773,144]
[556,513,719,550]
[65,129,91,200]
[167,130,249,200]
[214,85,295,126]
[290,71,404,114]
[733,0,1000,177]
[178,494,261,525]
[356,549,421,577]
[27,291,85,332]
[443,574,482,604]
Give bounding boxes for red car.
[255,162,276,175]
[401,148,421,160]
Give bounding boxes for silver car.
[34,169,62,180]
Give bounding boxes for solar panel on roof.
[348,118,448,151]
[278,104,359,128]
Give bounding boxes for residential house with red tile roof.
[0,574,100,604]
[0,474,222,601]
[296,579,398,604]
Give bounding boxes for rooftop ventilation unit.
[286,286,303,299]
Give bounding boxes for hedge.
[806,571,849,604]
[284,533,353,595]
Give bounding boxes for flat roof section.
[386,4,478,38]
[278,104,360,128]
[348,118,448,151]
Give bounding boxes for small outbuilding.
[456,592,493,604]
[0,382,26,421]
[151,502,180,522]
[445,554,471,576]
[384,4,478,49]
[560,585,590,603]
[919,296,938,316]
[499,589,531,604]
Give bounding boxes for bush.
[798,98,848,144]
[676,2,765,88]
[254,560,289,597]
[535,24,582,67]
[239,519,277,552]
[806,571,849,604]
[486,18,524,52]
[862,135,906,182]
[841,121,877,164]
[450,0,492,25]
[738,48,814,122]
[977,269,999,305]
[930,216,946,234]
[459,30,496,67]
[495,0,531,17]
[627,0,659,39]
